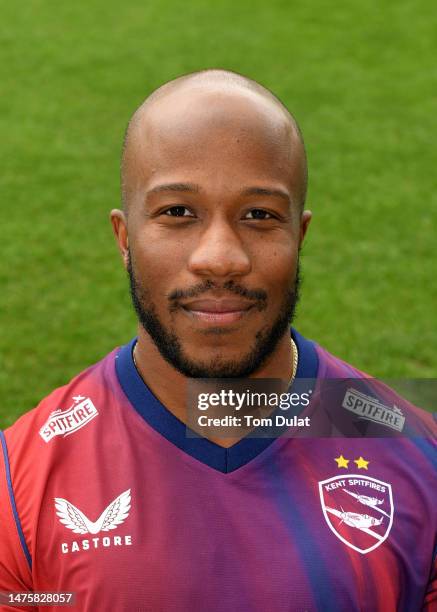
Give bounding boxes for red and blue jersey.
[1,329,436,611]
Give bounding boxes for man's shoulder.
[2,346,120,449]
[0,346,124,580]
[313,341,437,440]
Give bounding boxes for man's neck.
[133,328,295,448]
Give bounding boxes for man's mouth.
[180,298,256,325]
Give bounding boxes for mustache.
[168,280,268,307]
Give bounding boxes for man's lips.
[182,298,255,312]
[180,298,256,325]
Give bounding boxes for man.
[0,70,435,611]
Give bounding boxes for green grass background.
[1,0,436,426]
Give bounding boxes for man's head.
[111,69,312,378]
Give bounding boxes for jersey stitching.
[0,430,32,569]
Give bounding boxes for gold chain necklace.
[133,337,298,384]
[289,337,298,386]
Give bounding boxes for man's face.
[118,88,310,377]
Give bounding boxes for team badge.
[319,474,394,554]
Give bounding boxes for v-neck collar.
[115,328,319,473]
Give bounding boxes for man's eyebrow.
[240,186,291,204]
[145,183,291,204]
[146,183,200,196]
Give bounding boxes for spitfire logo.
[342,388,405,432]
[55,489,133,554]
[319,475,394,554]
[39,396,98,442]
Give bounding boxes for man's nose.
[187,219,251,278]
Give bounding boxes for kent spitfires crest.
[319,474,394,554]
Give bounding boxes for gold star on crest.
[354,456,369,470]
[334,454,350,469]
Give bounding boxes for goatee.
[127,252,301,378]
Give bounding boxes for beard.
[127,251,301,378]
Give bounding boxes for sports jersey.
[0,329,436,611]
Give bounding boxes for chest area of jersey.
[32,442,432,612]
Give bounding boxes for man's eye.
[244,209,274,220]
[163,206,194,217]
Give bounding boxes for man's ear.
[299,210,312,245]
[110,209,129,269]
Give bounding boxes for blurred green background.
[1,0,436,426]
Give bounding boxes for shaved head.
[121,69,308,213]
[111,68,312,382]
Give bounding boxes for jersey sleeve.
[423,552,437,610]
[422,417,437,609]
[0,431,35,611]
